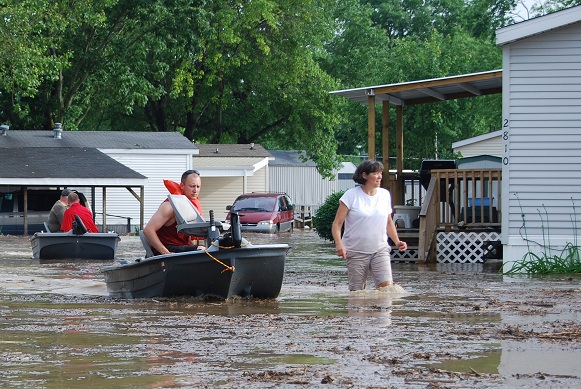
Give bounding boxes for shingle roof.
[194,143,271,157]
[268,150,317,166]
[0,147,147,186]
[0,130,198,150]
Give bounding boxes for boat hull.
[102,243,288,299]
[31,232,120,260]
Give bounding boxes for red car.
[226,193,294,233]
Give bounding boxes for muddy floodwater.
[1,230,580,388]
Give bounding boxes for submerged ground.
[1,230,580,388]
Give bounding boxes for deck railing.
[417,169,502,261]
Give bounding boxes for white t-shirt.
[340,186,392,254]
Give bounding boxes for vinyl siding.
[200,167,268,222]
[269,165,338,212]
[454,136,502,158]
[503,21,581,259]
[90,152,191,228]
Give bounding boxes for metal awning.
[330,69,502,106]
[329,69,503,207]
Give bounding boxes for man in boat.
[143,169,206,255]
[61,192,99,233]
[47,189,70,232]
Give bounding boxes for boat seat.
[168,194,206,225]
[139,230,155,258]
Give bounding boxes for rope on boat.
[203,241,251,273]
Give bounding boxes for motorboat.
[31,216,120,260]
[102,194,289,299]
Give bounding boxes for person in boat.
[47,189,71,232]
[331,160,407,291]
[60,192,99,233]
[143,169,206,255]
[72,190,92,215]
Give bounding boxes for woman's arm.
[387,214,407,251]
[332,202,349,259]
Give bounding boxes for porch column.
[395,105,405,205]
[382,100,390,189]
[367,92,375,160]
[102,187,107,232]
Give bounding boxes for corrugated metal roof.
[330,70,502,106]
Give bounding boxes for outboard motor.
[229,211,243,248]
[207,210,220,243]
[72,214,88,235]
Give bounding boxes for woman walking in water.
[332,160,407,291]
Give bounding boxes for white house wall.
[90,152,191,228]
[269,165,338,212]
[501,21,581,263]
[454,135,502,158]
[200,167,268,222]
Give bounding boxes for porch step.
[390,228,420,263]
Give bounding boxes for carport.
[1,147,147,235]
[330,69,502,204]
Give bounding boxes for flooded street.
[1,229,581,388]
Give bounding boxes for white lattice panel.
[391,248,419,262]
[436,231,500,263]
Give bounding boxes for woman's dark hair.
[352,160,384,185]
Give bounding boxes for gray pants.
[346,243,393,291]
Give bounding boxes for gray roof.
[0,148,147,186]
[0,130,198,150]
[496,5,581,46]
[268,150,317,166]
[330,69,502,106]
[194,143,271,157]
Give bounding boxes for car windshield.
[232,197,276,212]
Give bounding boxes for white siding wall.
[200,167,268,222]
[502,23,581,262]
[269,165,338,212]
[90,152,190,230]
[454,136,502,158]
[201,176,245,222]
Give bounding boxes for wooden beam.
[382,100,390,188]
[367,93,376,159]
[396,105,404,174]
[396,105,404,205]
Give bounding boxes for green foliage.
[502,243,581,274]
[313,190,345,242]
[502,196,581,275]
[0,0,533,170]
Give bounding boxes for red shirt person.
[60,192,99,233]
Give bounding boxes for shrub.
[313,190,345,241]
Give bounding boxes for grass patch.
[503,242,581,274]
[502,196,581,275]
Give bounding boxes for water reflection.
[0,231,580,387]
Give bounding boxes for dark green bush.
[313,190,345,241]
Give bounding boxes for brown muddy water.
[1,230,580,388]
